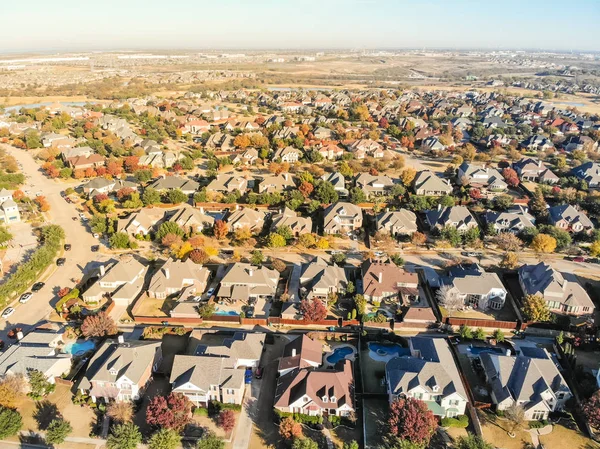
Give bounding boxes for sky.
[1,0,599,53]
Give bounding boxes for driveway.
[0,144,100,343]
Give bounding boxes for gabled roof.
[170,355,244,392]
[279,335,323,371]
[414,170,452,193]
[376,209,418,234]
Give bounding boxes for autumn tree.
[583,390,600,429]
[298,181,314,198]
[233,134,251,149]
[299,298,328,321]
[107,401,134,423]
[530,233,556,253]
[387,397,437,447]
[494,232,523,252]
[411,231,427,247]
[298,233,316,248]
[522,294,551,322]
[146,393,192,431]
[400,168,417,187]
[0,375,26,409]
[502,167,519,187]
[454,435,494,449]
[279,417,303,440]
[81,312,118,337]
[436,284,464,311]
[499,252,519,269]
[218,410,235,433]
[189,249,210,265]
[213,220,229,240]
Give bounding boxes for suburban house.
[386,337,468,418]
[421,136,447,152]
[522,134,554,152]
[217,263,279,302]
[192,331,266,368]
[376,209,418,236]
[300,256,349,301]
[315,143,344,160]
[355,173,395,197]
[0,329,71,383]
[83,178,138,198]
[512,158,559,184]
[232,148,259,166]
[457,163,507,191]
[425,205,478,232]
[564,135,598,153]
[275,359,354,417]
[66,154,106,170]
[147,258,210,299]
[323,202,363,235]
[480,349,572,420]
[82,256,147,305]
[347,139,384,158]
[258,173,295,194]
[548,204,594,234]
[485,205,536,234]
[273,146,302,163]
[570,162,600,188]
[79,340,162,403]
[168,205,215,232]
[206,175,248,194]
[61,146,94,161]
[117,208,166,237]
[361,259,419,304]
[278,335,323,376]
[0,189,21,224]
[226,207,265,232]
[518,262,595,316]
[441,264,507,310]
[413,171,453,196]
[321,172,348,197]
[148,176,199,196]
[271,207,312,236]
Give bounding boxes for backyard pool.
[367,342,410,362]
[64,340,95,356]
[214,309,239,316]
[467,346,506,356]
[325,345,355,364]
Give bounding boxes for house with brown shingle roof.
[278,335,323,376]
[361,259,419,304]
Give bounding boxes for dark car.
[573,256,586,263]
[56,258,66,266]
[255,366,263,379]
[91,245,100,252]
[64,244,71,251]
[32,282,45,291]
[245,306,255,318]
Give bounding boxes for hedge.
[529,420,549,429]
[0,225,64,306]
[274,410,323,425]
[209,400,242,414]
[55,288,80,313]
[441,415,469,428]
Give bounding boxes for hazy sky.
[2,0,599,53]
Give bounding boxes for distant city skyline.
[2,0,599,53]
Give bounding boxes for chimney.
[283,173,289,181]
[249,268,253,277]
[118,335,124,344]
[165,268,170,279]
[199,207,204,214]
[437,203,442,211]
[16,331,24,341]
[378,272,383,283]
[292,348,296,357]
[99,264,105,277]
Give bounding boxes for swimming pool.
[214,310,239,316]
[367,342,410,362]
[467,346,505,356]
[325,346,355,364]
[64,340,95,356]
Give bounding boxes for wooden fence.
[446,317,520,330]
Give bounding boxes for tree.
[81,312,118,337]
[292,437,319,449]
[213,220,229,240]
[530,234,556,253]
[156,222,184,241]
[538,225,571,252]
[349,187,367,204]
[583,390,600,429]
[271,258,287,273]
[0,407,22,439]
[387,397,437,447]
[90,215,107,234]
[411,231,427,247]
[454,435,494,449]
[492,329,505,343]
[189,249,210,264]
[505,403,525,434]
[279,416,303,440]
[0,375,26,409]
[27,370,55,399]
[107,401,133,423]
[143,187,161,205]
[463,226,480,246]
[218,409,235,432]
[494,194,514,210]
[148,428,181,449]
[473,328,486,341]
[250,250,264,266]
[267,233,286,248]
[197,302,216,318]
[436,285,463,311]
[123,192,143,209]
[167,189,188,204]
[354,294,366,315]
[45,419,72,445]
[494,233,523,251]
[0,225,13,246]
[109,232,131,249]
[299,298,328,321]
[440,226,462,248]
[499,251,519,269]
[400,168,417,186]
[106,423,142,449]
[343,441,359,449]
[298,233,316,248]
[522,294,551,322]
[590,240,600,257]
[502,167,519,187]
[233,134,251,149]
[298,181,313,198]
[458,325,473,339]
[146,392,192,431]
[315,237,329,249]
[196,431,224,449]
[346,281,355,295]
[314,181,338,204]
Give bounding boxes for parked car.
[19,292,32,303]
[64,244,71,251]
[255,366,263,379]
[93,233,99,239]
[205,287,215,297]
[2,308,15,319]
[573,256,586,263]
[245,306,255,318]
[32,282,45,291]
[56,258,66,266]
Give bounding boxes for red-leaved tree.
[146,392,192,431]
[300,298,328,322]
[81,312,118,337]
[213,220,229,240]
[218,410,236,433]
[279,416,303,440]
[502,167,519,187]
[583,391,600,429]
[387,397,437,447]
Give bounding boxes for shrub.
[194,407,209,417]
[0,407,22,439]
[45,419,73,445]
[441,415,469,428]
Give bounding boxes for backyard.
[363,397,388,449]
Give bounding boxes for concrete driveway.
[0,144,102,343]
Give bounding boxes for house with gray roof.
[299,257,349,302]
[258,173,295,194]
[0,189,20,224]
[82,178,138,198]
[148,176,199,196]
[225,207,265,232]
[480,350,571,420]
[413,171,452,196]
[386,337,468,418]
[457,163,507,191]
[117,208,166,237]
[82,255,147,305]
[168,205,215,232]
[425,205,478,232]
[321,172,348,197]
[512,158,559,184]
[548,204,594,234]
[571,161,600,188]
[193,331,265,369]
[79,340,162,403]
[217,263,279,302]
[441,264,507,310]
[271,207,312,236]
[323,202,363,235]
[519,262,595,316]
[148,258,210,300]
[206,174,248,194]
[355,173,395,197]
[274,145,302,163]
[522,134,554,151]
[485,205,536,234]
[376,209,418,236]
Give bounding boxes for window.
[532,411,546,421]
[449,400,460,406]
[330,396,336,403]
[322,396,328,403]
[413,393,423,399]
[557,393,565,400]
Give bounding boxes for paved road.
[0,144,103,343]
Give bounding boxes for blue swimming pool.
[368,342,410,362]
[214,310,239,316]
[64,340,95,356]
[326,346,354,364]
[468,346,505,356]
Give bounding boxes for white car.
[1,307,15,319]
[205,288,215,297]
[191,296,203,302]
[19,292,32,303]
[93,233,99,239]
